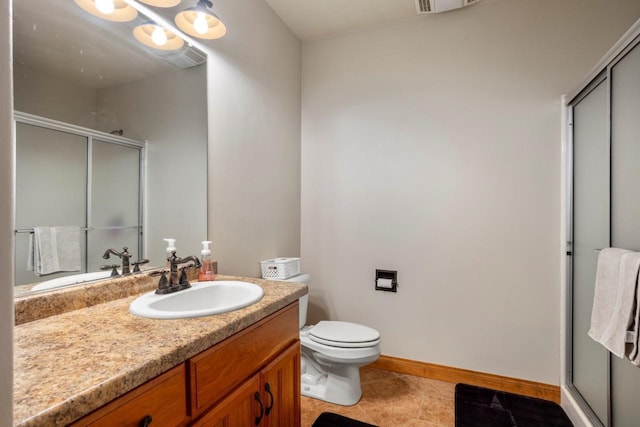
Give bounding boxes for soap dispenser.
[163,238,176,270]
[198,240,215,282]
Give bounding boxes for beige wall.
[96,65,208,264]
[0,0,12,422]
[300,0,640,385]
[13,63,96,128]
[204,0,302,276]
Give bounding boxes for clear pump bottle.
[163,238,176,270]
[198,240,215,282]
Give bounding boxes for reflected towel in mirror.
[28,226,81,275]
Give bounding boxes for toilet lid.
[309,321,380,348]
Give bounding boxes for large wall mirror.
[13,0,209,296]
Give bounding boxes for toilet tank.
[280,273,310,329]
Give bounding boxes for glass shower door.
[570,76,610,426]
[609,38,640,427]
[14,123,88,286]
[88,139,142,271]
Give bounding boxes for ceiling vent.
[154,45,208,69]
[415,0,479,14]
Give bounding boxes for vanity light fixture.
[74,0,138,22]
[137,0,182,6]
[175,0,226,40]
[95,0,115,14]
[133,22,185,50]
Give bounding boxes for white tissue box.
[260,258,300,280]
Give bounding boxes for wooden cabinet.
[71,302,300,427]
[260,342,301,427]
[189,303,300,426]
[191,343,300,427]
[70,365,188,427]
[191,375,262,427]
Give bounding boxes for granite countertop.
[13,275,307,427]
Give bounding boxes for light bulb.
[151,26,168,46]
[193,12,209,35]
[95,0,115,14]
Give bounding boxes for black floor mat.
[455,384,573,427]
[312,412,377,427]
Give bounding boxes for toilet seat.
[300,334,381,363]
[308,321,380,348]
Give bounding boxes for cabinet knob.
[254,392,264,425]
[140,415,152,427]
[264,383,274,416]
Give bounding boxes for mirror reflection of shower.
[14,113,144,290]
[12,0,209,297]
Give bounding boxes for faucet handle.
[132,259,150,273]
[178,267,193,290]
[151,270,173,294]
[100,264,120,277]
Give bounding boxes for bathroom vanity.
[13,275,307,426]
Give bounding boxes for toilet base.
[300,350,365,406]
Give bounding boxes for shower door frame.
[13,111,147,279]
[563,20,640,427]
[565,70,610,427]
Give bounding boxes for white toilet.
[282,274,381,406]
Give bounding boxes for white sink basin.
[129,280,265,319]
[31,270,115,291]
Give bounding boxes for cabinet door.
[191,375,261,427]
[188,303,298,417]
[261,341,301,427]
[191,341,301,427]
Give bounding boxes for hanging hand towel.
[589,248,640,358]
[32,226,81,275]
[27,233,34,272]
[628,283,640,366]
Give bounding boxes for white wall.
[13,63,96,128]
[96,65,208,264]
[301,0,640,385]
[0,0,13,422]
[204,0,302,276]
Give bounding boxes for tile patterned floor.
[301,367,456,427]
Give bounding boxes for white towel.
[31,226,81,275]
[27,233,34,272]
[629,285,640,366]
[589,248,640,358]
